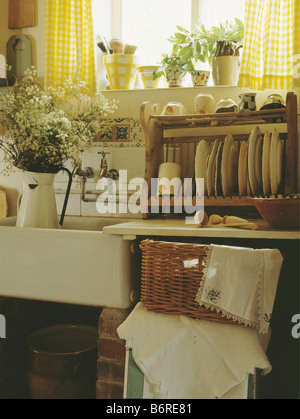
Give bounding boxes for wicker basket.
[140,239,237,324]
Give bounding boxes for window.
[200,0,245,29]
[93,0,245,84]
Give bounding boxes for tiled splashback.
[54,116,145,219]
[96,117,144,147]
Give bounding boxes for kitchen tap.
[75,166,95,180]
[75,155,119,204]
[98,151,119,180]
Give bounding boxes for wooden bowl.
[248,196,300,229]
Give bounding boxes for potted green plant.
[168,25,214,86]
[209,18,244,86]
[153,53,190,87]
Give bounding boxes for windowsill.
[100,85,241,93]
[97,85,295,119]
[99,85,245,115]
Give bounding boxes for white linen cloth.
[118,302,272,399]
[195,245,283,334]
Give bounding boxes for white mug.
[157,162,182,197]
[161,102,186,115]
[194,94,215,114]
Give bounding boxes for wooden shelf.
[151,108,287,130]
[141,92,299,219]
[204,196,251,206]
[148,196,251,208]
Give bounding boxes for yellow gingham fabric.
[294,0,300,82]
[239,0,300,90]
[44,0,96,93]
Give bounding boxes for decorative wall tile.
[130,118,143,142]
[95,117,144,147]
[97,124,113,142]
[115,123,130,142]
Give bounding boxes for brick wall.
[97,307,134,399]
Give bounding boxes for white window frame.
[105,0,245,44]
[191,0,202,31]
[111,0,122,39]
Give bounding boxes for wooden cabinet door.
[8,0,35,29]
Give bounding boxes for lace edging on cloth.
[257,250,267,334]
[196,244,214,302]
[195,246,266,333]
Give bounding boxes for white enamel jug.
[16,168,72,229]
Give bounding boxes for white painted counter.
[103,218,300,240]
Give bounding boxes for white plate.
[206,139,220,197]
[248,126,262,195]
[277,139,283,187]
[254,135,263,190]
[238,141,248,196]
[262,131,271,195]
[215,141,224,197]
[270,127,283,194]
[195,140,211,196]
[222,134,238,197]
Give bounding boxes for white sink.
[0,216,138,308]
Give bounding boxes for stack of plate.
[195,126,284,198]
[221,134,238,197]
[238,141,249,197]
[248,126,283,196]
[195,135,238,198]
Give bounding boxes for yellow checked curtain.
[44,0,96,93]
[239,0,300,90]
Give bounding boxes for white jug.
[16,168,72,229]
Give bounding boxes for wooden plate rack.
[140,92,299,219]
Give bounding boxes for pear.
[209,214,223,225]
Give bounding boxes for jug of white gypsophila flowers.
[0,67,117,228]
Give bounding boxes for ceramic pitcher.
[16,168,72,229]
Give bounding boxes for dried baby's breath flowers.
[0,67,117,174]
